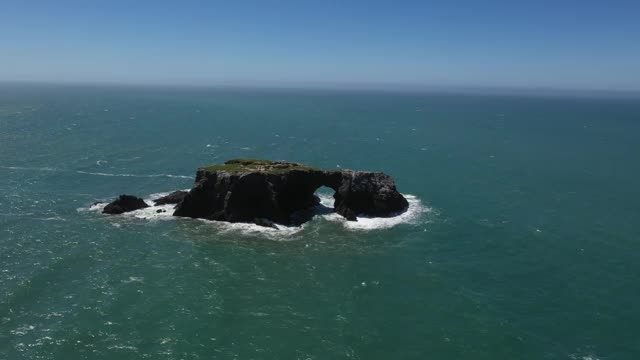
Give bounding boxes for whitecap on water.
[123,276,144,284]
[41,216,66,222]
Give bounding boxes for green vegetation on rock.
[202,159,320,174]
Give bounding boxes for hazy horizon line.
[2,78,639,99]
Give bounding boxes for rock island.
[104,159,409,227]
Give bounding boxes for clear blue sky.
[2,0,639,91]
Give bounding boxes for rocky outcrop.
[153,190,188,206]
[173,159,408,225]
[172,166,324,225]
[101,159,409,226]
[333,171,409,221]
[103,194,149,214]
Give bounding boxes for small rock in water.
[102,195,149,214]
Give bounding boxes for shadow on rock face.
[152,191,188,206]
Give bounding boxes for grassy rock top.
[202,159,320,174]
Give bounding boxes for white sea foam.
[85,197,307,239]
[83,190,189,220]
[10,324,35,336]
[123,276,144,284]
[1,166,58,172]
[41,216,66,222]
[107,345,138,351]
[75,170,192,179]
[126,203,177,220]
[570,354,601,360]
[84,190,430,238]
[2,166,192,179]
[317,194,428,230]
[199,218,306,238]
[91,202,107,211]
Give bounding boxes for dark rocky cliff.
[173,159,408,225]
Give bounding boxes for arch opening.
[313,186,336,211]
[289,185,335,225]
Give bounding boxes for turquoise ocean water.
[1,84,639,359]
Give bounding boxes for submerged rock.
[253,217,278,229]
[103,195,149,214]
[152,190,188,206]
[173,159,408,225]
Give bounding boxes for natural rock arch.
[172,159,409,226]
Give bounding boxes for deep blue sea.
[1,84,639,359]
